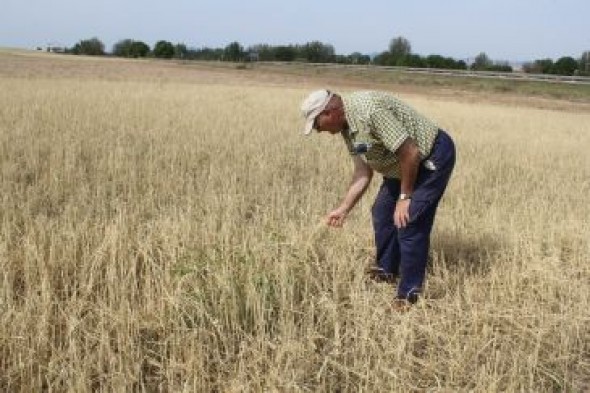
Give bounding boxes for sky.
[1,0,588,62]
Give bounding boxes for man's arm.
[394,137,421,228]
[326,155,373,227]
[397,137,421,196]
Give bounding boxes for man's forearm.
[339,174,371,212]
[338,156,373,212]
[398,139,421,196]
[400,156,420,195]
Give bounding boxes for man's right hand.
[326,208,348,228]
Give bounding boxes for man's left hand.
[394,199,411,229]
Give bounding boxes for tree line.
[66,36,590,76]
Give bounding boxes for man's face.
[314,104,345,135]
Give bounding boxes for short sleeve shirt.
[341,91,439,178]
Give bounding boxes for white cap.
[300,89,333,135]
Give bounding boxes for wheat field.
[1,51,589,392]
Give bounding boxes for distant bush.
[71,37,105,56]
[470,53,512,72]
[112,39,150,58]
[67,35,587,77]
[373,37,467,70]
[523,55,584,76]
[579,51,590,76]
[174,43,188,59]
[552,56,578,76]
[301,41,335,63]
[153,41,175,59]
[223,42,245,62]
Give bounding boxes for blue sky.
[2,0,588,61]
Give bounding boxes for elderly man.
[300,89,455,306]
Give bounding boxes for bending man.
[300,90,456,305]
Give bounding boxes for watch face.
[352,142,372,154]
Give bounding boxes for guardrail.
[258,61,590,85]
[402,67,590,85]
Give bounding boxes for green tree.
[112,39,133,57]
[274,46,297,61]
[455,60,468,70]
[373,51,392,66]
[404,54,425,67]
[192,47,224,61]
[389,36,412,65]
[174,43,188,59]
[248,44,273,61]
[130,41,150,57]
[112,39,150,58]
[471,52,493,70]
[579,51,590,75]
[333,55,351,64]
[488,61,513,72]
[532,59,554,74]
[430,57,468,70]
[348,52,371,65]
[523,59,554,74]
[425,54,446,68]
[301,41,335,63]
[224,41,244,62]
[153,40,175,59]
[552,56,578,75]
[389,37,411,56]
[71,37,105,56]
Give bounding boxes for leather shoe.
[365,266,397,284]
[389,298,412,313]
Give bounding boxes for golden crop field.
[1,50,589,392]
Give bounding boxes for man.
[300,89,456,307]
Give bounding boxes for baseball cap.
[300,89,333,135]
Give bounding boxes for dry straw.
[0,52,589,391]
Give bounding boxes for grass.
[0,50,589,391]
[235,61,590,103]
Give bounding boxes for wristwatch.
[399,193,412,201]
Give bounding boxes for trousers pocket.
[409,197,433,224]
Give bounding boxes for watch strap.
[399,193,412,201]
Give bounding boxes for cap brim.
[303,117,315,135]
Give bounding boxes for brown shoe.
[389,298,412,313]
[365,266,397,284]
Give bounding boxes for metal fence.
[259,61,590,85]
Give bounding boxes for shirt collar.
[341,94,358,136]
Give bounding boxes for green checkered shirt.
[341,91,439,178]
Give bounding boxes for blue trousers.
[371,130,455,302]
